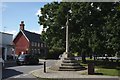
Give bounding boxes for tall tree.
[38,2,120,60]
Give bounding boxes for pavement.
[4,60,17,68]
[2,59,57,80]
[30,67,120,80]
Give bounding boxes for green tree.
[38,2,120,61]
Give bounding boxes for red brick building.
[13,21,47,58]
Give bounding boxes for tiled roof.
[22,30,42,42]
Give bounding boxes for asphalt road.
[2,60,57,80]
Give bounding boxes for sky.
[0,0,116,39]
[0,2,52,38]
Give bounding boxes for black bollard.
[88,63,94,75]
[44,61,46,73]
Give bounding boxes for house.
[0,32,14,61]
[13,21,47,58]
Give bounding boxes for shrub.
[47,47,65,59]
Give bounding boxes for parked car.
[16,54,39,65]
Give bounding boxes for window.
[35,49,36,53]
[41,49,44,53]
[38,43,40,47]
[44,44,46,47]
[32,42,34,46]
[36,42,37,47]
[38,49,40,54]
[41,43,43,47]
[34,42,37,47]
[32,49,34,53]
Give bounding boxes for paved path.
[3,64,41,79]
[31,67,119,80]
[2,60,57,80]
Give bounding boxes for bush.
[46,47,64,59]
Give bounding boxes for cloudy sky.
[1,2,56,38]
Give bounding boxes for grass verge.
[96,68,120,76]
[79,59,120,76]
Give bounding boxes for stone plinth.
[59,57,85,71]
[50,52,86,71]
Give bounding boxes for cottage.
[13,21,47,58]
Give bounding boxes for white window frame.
[38,43,40,47]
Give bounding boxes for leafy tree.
[38,2,120,61]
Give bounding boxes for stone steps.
[59,65,83,69]
[64,58,75,60]
[59,58,85,71]
[59,68,83,71]
[61,63,79,66]
[62,60,77,63]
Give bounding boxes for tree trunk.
[82,53,86,63]
[90,54,92,59]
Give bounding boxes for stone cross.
[66,16,69,54]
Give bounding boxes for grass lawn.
[79,59,120,76]
[96,68,120,76]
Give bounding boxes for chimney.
[20,21,25,30]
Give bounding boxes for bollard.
[88,63,94,75]
[44,61,46,73]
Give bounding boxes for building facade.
[13,21,47,58]
[0,32,14,61]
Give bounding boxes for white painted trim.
[4,47,7,61]
[20,30,29,42]
[13,31,20,40]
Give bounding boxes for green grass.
[96,68,120,76]
[80,62,88,66]
[86,57,94,60]
[79,59,120,76]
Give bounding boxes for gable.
[13,30,43,45]
[13,31,29,44]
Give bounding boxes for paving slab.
[30,67,119,80]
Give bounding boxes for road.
[2,60,57,80]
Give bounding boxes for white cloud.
[36,9,42,16]
[40,25,43,33]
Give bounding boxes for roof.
[13,30,43,43]
[0,32,13,35]
[22,30,42,42]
